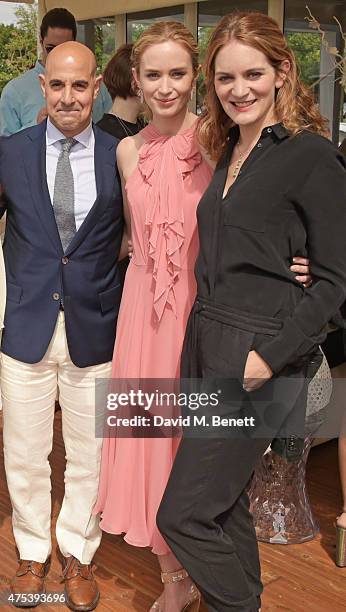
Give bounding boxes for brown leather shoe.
[11,560,46,607]
[63,556,99,611]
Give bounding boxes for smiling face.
[214,39,286,131]
[133,40,195,120]
[40,42,101,137]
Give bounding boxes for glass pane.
[127,5,184,43]
[284,0,345,144]
[197,0,268,112]
[96,20,116,72]
[77,18,115,72]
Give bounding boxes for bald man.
[0,42,124,610]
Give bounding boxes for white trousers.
[1,313,112,564]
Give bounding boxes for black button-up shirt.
[195,124,346,373]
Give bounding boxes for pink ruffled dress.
[94,123,212,555]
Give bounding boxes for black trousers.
[157,299,311,612]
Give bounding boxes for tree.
[0,23,16,62]
[0,2,37,94]
[130,23,147,43]
[197,26,214,111]
[15,3,37,34]
[286,32,321,86]
[95,23,116,72]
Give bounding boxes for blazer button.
[62,256,69,265]
[52,292,60,301]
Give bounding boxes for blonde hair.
[132,20,199,78]
[198,11,329,161]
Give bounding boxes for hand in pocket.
[243,350,273,392]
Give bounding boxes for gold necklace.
[232,141,253,179]
[115,114,138,137]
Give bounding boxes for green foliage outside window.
[94,23,116,72]
[129,23,147,43]
[286,32,321,87]
[0,4,37,95]
[197,26,213,105]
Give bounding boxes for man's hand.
[243,350,273,392]
[290,256,312,288]
[36,106,48,124]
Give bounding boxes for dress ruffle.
[136,124,203,322]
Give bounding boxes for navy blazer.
[0,121,124,367]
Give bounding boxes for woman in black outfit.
[97,44,142,139]
[157,12,346,612]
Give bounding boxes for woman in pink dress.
[95,21,212,612]
[95,20,310,611]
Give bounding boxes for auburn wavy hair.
[198,11,329,161]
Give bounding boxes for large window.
[127,5,184,43]
[284,0,345,144]
[197,0,268,111]
[198,0,268,61]
[77,17,115,72]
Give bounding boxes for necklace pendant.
[232,157,242,179]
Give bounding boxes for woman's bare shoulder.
[116,133,145,176]
[117,133,144,158]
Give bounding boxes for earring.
[190,89,194,101]
[138,88,144,104]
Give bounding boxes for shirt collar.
[46,117,94,149]
[228,122,288,144]
[263,123,288,140]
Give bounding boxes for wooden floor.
[0,412,345,611]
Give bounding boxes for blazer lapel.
[22,121,63,254]
[65,125,117,255]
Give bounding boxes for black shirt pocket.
[222,187,278,233]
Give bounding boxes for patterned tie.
[52,137,77,252]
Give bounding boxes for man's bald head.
[39,41,101,137]
[45,41,97,77]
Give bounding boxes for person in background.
[97,44,143,139]
[0,8,111,136]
